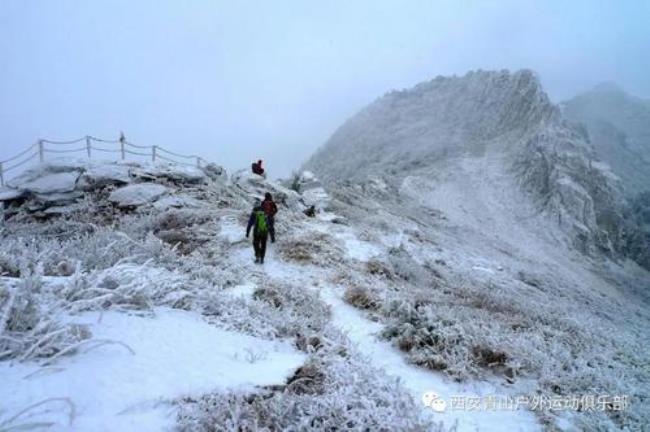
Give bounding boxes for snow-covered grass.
[321,286,541,432]
[1,308,305,430]
[2,157,647,431]
[324,183,650,431]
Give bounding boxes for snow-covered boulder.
[201,162,228,183]
[153,195,204,211]
[14,171,81,194]
[34,191,84,204]
[292,171,330,211]
[77,163,132,190]
[0,188,25,202]
[232,169,304,212]
[132,162,206,184]
[109,183,169,207]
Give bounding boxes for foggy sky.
[1,0,649,178]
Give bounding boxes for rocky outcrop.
[305,69,649,268]
[0,160,226,219]
[563,83,650,197]
[108,184,169,208]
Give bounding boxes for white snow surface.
[0,308,305,431]
[229,219,543,432]
[320,287,541,432]
[108,183,169,207]
[15,171,81,194]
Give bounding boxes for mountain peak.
[591,81,625,94]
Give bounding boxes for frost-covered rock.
[14,171,81,194]
[563,83,650,197]
[232,169,303,212]
[109,183,169,207]
[306,69,648,268]
[153,195,204,211]
[0,188,25,202]
[133,162,206,184]
[77,163,132,190]
[201,162,228,182]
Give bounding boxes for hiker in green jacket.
[246,201,270,264]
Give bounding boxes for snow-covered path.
[231,214,542,432]
[0,308,305,431]
[320,287,540,432]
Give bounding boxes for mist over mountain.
[1,69,648,431]
[305,69,647,268]
[563,82,650,198]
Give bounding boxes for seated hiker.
[251,159,265,176]
[261,192,278,243]
[246,201,270,264]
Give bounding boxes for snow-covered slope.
[306,69,646,268]
[304,70,650,430]
[0,160,446,431]
[563,82,650,197]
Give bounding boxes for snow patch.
[109,183,169,207]
[320,287,541,432]
[0,308,305,431]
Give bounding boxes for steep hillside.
[563,82,650,197]
[305,70,650,430]
[306,69,645,267]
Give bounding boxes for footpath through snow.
[230,212,542,432]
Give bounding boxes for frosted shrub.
[60,263,192,312]
[278,231,343,266]
[0,275,91,362]
[343,285,380,310]
[177,328,440,432]
[203,281,330,343]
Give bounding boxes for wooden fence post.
[38,140,44,163]
[86,136,92,158]
[152,146,157,162]
[119,132,126,160]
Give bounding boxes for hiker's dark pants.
[253,232,268,260]
[268,216,275,242]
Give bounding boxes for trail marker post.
[119,132,126,160]
[86,136,91,158]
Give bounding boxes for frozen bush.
[343,285,380,310]
[0,275,91,363]
[59,263,193,312]
[278,231,343,266]
[177,328,440,432]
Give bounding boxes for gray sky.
[1,0,648,178]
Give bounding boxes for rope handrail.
[41,137,86,145]
[0,134,210,186]
[43,147,88,154]
[87,136,120,144]
[1,143,38,164]
[156,146,200,159]
[4,152,39,173]
[124,141,150,150]
[92,146,122,153]
[124,149,152,157]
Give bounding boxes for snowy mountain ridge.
[306,69,648,269]
[562,81,650,196]
[0,70,649,432]
[0,152,648,430]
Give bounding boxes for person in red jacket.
[261,192,278,243]
[251,160,264,176]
